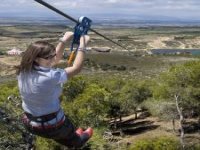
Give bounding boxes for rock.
[91,47,111,52]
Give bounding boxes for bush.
[0,81,19,105]
[143,99,178,120]
[117,65,126,71]
[0,51,5,55]
[35,137,64,150]
[89,127,111,150]
[193,144,200,150]
[129,136,181,150]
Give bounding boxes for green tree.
[150,61,200,149]
[61,76,86,102]
[154,61,200,119]
[120,80,152,119]
[63,83,110,127]
[103,78,126,128]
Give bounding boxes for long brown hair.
[16,41,55,75]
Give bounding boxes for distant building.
[7,48,23,55]
[150,49,200,56]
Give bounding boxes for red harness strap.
[22,112,65,131]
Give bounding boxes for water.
[151,49,200,55]
[1,17,200,28]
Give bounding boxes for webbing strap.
[25,111,58,123]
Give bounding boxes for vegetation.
[1,60,200,149]
[129,136,181,150]
[1,25,200,149]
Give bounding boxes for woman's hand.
[54,32,74,65]
[62,31,74,43]
[64,35,90,78]
[79,35,90,50]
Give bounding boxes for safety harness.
[22,109,65,132]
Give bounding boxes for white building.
[7,48,23,55]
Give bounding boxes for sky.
[1,0,200,21]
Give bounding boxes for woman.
[17,32,93,148]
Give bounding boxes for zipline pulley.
[71,16,92,49]
[65,16,92,66]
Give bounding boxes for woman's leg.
[53,117,84,148]
[23,114,91,148]
[54,117,93,148]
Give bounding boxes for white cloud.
[52,1,78,8]
[0,0,200,20]
[106,0,119,3]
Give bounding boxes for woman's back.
[18,65,67,116]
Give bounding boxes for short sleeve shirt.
[18,66,67,116]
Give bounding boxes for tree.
[61,76,86,102]
[120,80,152,119]
[151,61,200,149]
[103,78,126,128]
[63,83,110,127]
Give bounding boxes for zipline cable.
[34,0,128,50]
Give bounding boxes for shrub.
[129,136,181,150]
[193,144,200,150]
[143,99,178,120]
[35,137,64,150]
[117,65,126,71]
[0,81,19,105]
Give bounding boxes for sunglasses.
[43,53,56,59]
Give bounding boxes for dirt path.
[0,56,20,66]
[0,56,20,76]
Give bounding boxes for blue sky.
[1,0,200,21]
